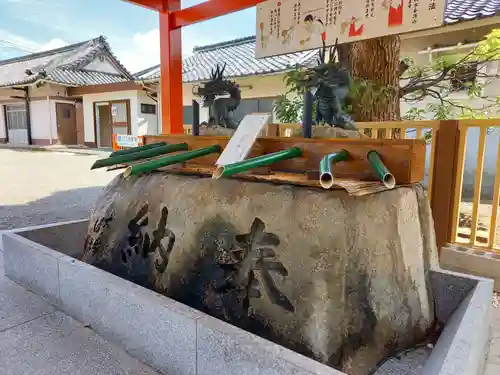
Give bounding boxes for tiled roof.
[136,1,500,83]
[134,36,318,83]
[445,0,500,23]
[0,36,133,88]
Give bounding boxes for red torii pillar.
[123,0,267,134]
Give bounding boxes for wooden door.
[56,103,77,145]
[98,105,112,147]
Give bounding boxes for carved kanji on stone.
[217,218,294,313]
[85,212,114,255]
[122,204,175,273]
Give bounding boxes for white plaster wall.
[83,57,121,74]
[29,100,52,141]
[0,105,5,140]
[82,90,140,144]
[137,91,158,135]
[157,89,162,134]
[182,74,288,106]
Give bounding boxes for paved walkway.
[0,149,118,230]
[0,249,160,375]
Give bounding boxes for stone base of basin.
[82,175,438,375]
[1,220,494,375]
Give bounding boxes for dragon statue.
[300,39,356,130]
[193,63,241,129]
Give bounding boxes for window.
[141,103,156,114]
[183,106,193,124]
[432,49,478,92]
[450,65,477,92]
[112,102,128,123]
[63,109,72,119]
[5,104,27,130]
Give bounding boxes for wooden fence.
[183,120,500,253]
[448,119,500,252]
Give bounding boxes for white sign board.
[216,113,272,166]
[116,135,143,148]
[256,0,445,58]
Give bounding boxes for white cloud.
[0,30,70,63]
[114,27,224,73]
[37,38,68,52]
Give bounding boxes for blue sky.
[0,0,256,72]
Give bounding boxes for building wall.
[82,90,140,146]
[83,57,121,74]
[0,83,68,102]
[0,99,57,145]
[0,105,5,142]
[30,100,53,144]
[181,74,287,106]
[137,91,158,136]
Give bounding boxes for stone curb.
[0,144,109,157]
[1,222,494,375]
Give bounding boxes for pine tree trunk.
[347,35,401,122]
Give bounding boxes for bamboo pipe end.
[212,165,225,179]
[319,172,335,189]
[383,173,396,189]
[123,166,133,178]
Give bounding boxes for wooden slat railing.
[448,119,500,252]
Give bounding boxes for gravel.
[493,292,500,308]
[0,150,118,230]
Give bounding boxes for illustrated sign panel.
[256,0,446,58]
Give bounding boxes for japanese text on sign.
[256,0,445,58]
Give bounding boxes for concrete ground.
[0,149,118,230]
[0,148,500,375]
[0,248,160,375]
[0,149,161,374]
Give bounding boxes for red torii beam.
[124,0,267,134]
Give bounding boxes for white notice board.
[256,0,446,58]
[216,113,272,166]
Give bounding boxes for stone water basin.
[1,174,494,375]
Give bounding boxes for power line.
[0,39,36,53]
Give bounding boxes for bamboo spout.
[212,147,302,179]
[91,143,188,170]
[319,150,349,189]
[367,150,396,189]
[110,142,167,157]
[123,145,222,177]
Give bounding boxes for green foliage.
[277,29,500,124]
[401,29,500,122]
[273,95,303,123]
[472,29,500,61]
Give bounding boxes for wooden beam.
[159,0,184,134]
[67,81,142,96]
[122,0,166,11]
[401,16,500,40]
[172,0,267,29]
